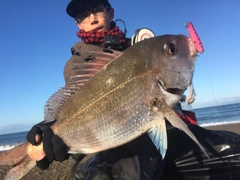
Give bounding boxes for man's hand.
[26,121,56,145]
[26,121,70,170]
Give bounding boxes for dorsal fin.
[43,51,121,122]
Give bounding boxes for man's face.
[76,6,114,32]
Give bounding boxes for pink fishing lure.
[186,22,204,54]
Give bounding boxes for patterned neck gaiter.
[77,21,126,45]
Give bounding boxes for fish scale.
[56,72,153,153]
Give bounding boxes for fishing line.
[203,57,233,180]
[203,58,219,106]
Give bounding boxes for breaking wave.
[0,143,23,152]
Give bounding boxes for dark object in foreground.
[70,124,240,180]
[163,124,240,180]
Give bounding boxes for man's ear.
[109,8,114,20]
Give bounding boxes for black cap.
[66,0,111,18]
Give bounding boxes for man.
[27,0,240,179]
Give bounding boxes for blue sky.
[0,1,240,132]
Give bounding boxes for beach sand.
[1,123,240,180]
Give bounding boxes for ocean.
[1,102,240,152]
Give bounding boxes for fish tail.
[0,142,29,166]
[3,157,36,180]
[0,142,43,179]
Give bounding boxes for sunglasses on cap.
[75,6,110,23]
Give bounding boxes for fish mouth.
[158,80,185,108]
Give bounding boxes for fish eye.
[164,43,177,55]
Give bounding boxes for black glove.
[26,120,56,145]
[26,121,70,170]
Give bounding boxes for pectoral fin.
[163,106,209,159]
[148,118,167,159]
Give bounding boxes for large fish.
[0,33,207,179]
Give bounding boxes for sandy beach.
[1,123,240,180]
